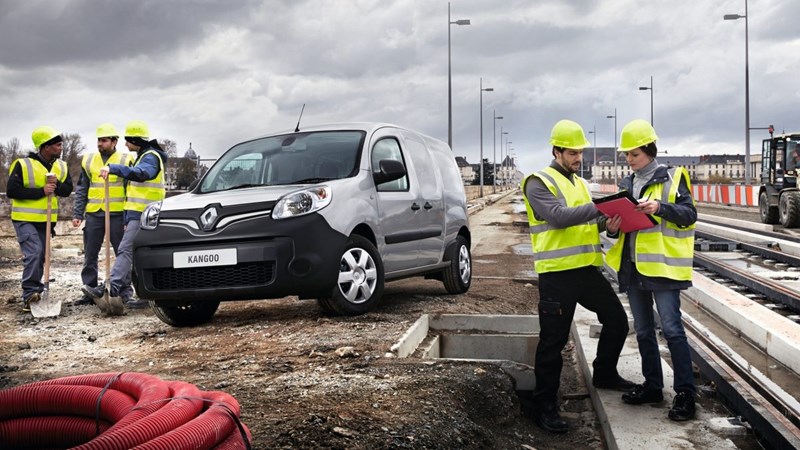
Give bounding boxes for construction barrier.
[591,183,758,207]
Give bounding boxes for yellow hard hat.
[550,120,590,150]
[124,120,149,138]
[96,123,119,139]
[619,119,658,152]
[31,126,61,149]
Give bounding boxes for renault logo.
[200,207,218,231]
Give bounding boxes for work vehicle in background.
[759,131,800,227]
[132,123,472,326]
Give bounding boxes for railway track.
[678,211,800,448]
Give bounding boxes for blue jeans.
[109,219,139,299]
[627,286,696,394]
[13,221,46,300]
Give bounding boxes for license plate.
[173,248,237,268]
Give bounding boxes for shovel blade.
[30,288,61,318]
[108,296,124,316]
[93,291,111,314]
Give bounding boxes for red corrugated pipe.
[0,372,252,449]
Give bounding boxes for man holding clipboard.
[522,120,634,434]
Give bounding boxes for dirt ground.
[0,194,604,449]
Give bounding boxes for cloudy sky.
[1,0,797,175]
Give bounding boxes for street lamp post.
[479,78,493,197]
[448,2,470,151]
[638,75,654,127]
[607,109,617,185]
[493,112,503,193]
[504,141,512,188]
[501,131,509,192]
[588,125,596,181]
[724,0,751,185]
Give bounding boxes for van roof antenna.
[294,104,305,132]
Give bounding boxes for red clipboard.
[593,191,657,233]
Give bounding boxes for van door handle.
[411,203,421,211]
[423,202,433,210]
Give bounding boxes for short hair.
[641,142,658,158]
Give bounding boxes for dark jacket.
[612,164,696,292]
[7,152,74,230]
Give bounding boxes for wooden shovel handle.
[104,178,111,277]
[44,194,52,284]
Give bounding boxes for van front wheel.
[442,236,471,294]
[322,235,385,316]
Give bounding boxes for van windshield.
[199,131,366,193]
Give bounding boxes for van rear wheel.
[321,235,385,316]
[442,236,471,294]
[152,300,220,327]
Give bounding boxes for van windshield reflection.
[199,130,366,193]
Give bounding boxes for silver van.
[132,123,472,326]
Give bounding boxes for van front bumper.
[132,213,348,303]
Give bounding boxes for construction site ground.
[0,192,605,449]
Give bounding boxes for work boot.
[21,293,40,312]
[123,297,150,310]
[622,384,664,405]
[592,374,637,392]
[531,405,568,434]
[73,294,94,306]
[81,284,106,299]
[668,391,696,421]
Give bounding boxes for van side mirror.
[373,159,406,185]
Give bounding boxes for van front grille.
[151,262,275,290]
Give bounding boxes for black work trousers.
[530,265,629,407]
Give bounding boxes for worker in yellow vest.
[71,124,133,306]
[522,120,633,433]
[82,120,166,310]
[604,119,697,421]
[7,126,73,312]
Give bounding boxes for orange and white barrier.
[692,184,758,207]
[591,183,758,207]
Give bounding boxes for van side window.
[372,138,409,192]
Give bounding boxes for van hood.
[161,186,302,211]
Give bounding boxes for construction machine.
[758,131,800,227]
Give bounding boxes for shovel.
[30,192,61,318]
[100,177,124,316]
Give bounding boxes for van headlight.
[272,186,331,220]
[141,201,162,230]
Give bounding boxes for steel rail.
[683,309,800,449]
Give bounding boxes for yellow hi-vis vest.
[82,151,133,213]
[9,158,68,222]
[523,167,603,274]
[605,167,695,281]
[124,149,165,212]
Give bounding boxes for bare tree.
[160,139,178,158]
[0,138,22,192]
[61,133,86,185]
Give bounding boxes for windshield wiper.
[279,177,334,185]
[221,183,261,191]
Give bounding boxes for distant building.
[455,156,475,185]
[582,147,752,184]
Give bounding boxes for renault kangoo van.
[132,123,472,326]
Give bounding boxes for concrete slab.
[688,272,800,376]
[573,304,738,449]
